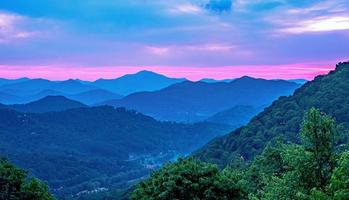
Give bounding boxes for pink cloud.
[145,43,240,57]
[0,63,335,81]
[145,46,170,56]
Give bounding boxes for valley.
[0,71,302,199]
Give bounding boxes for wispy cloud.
[0,11,60,44]
[0,12,38,43]
[145,46,170,56]
[168,3,203,15]
[145,43,240,57]
[265,0,349,34]
[281,16,349,33]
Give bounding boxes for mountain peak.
[135,70,159,75]
[130,70,171,79]
[239,75,255,80]
[35,95,72,101]
[11,95,87,113]
[231,76,258,83]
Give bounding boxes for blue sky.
[0,0,348,80]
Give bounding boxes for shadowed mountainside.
[194,62,349,167]
[100,77,300,123]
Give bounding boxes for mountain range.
[195,61,349,167]
[0,71,186,105]
[0,70,313,199]
[100,76,301,123]
[0,71,303,109]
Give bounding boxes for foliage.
[0,106,230,199]
[0,158,53,200]
[329,152,349,199]
[300,108,338,189]
[135,108,349,200]
[131,158,247,200]
[258,108,341,199]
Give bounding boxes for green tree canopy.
[132,108,349,200]
[0,158,53,200]
[329,152,349,200]
[131,158,247,200]
[300,107,338,189]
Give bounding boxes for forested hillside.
[134,108,349,199]
[0,106,230,199]
[0,158,53,200]
[195,62,349,167]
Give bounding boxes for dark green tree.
[261,108,340,199]
[300,108,338,189]
[0,158,53,200]
[131,158,247,200]
[329,152,349,199]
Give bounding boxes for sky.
[0,0,348,81]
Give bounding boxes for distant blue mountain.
[8,95,87,113]
[199,78,233,83]
[0,79,122,104]
[0,77,29,86]
[69,89,123,105]
[287,79,308,85]
[93,70,187,95]
[0,79,99,97]
[205,105,262,127]
[27,89,63,100]
[0,71,185,104]
[0,72,306,106]
[0,91,24,104]
[0,79,54,96]
[100,76,301,122]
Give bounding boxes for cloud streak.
[282,16,349,33]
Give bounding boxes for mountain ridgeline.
[0,71,186,105]
[93,70,186,95]
[195,62,349,167]
[6,96,87,113]
[101,77,300,123]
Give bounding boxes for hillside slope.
[205,105,261,127]
[9,96,87,113]
[195,62,349,167]
[0,106,231,198]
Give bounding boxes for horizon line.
[0,63,338,82]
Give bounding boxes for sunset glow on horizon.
[0,0,348,80]
[0,63,336,81]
